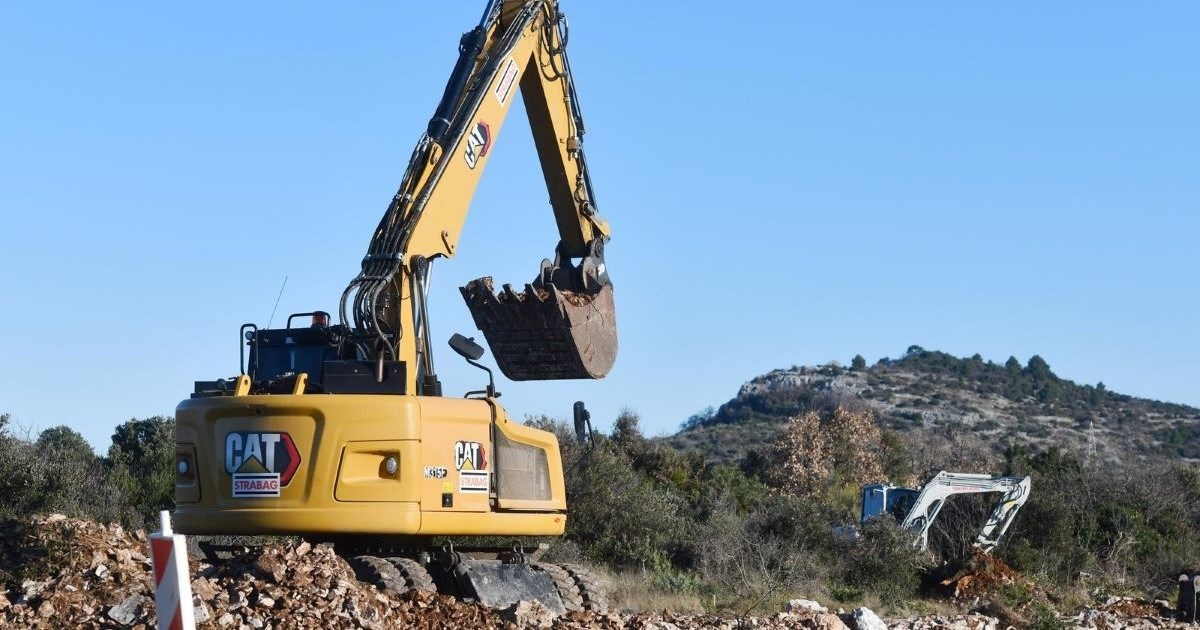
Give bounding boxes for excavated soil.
[0,514,1190,629]
[940,550,1026,599]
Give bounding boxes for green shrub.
[694,492,827,612]
[105,416,176,526]
[1002,447,1200,594]
[0,420,112,521]
[558,433,691,572]
[0,414,174,530]
[835,517,925,605]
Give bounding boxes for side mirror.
[449,333,498,398]
[449,333,485,361]
[573,401,592,444]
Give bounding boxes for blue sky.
[1,2,1196,452]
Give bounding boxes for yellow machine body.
[176,0,611,548]
[175,390,565,536]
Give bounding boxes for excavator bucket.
[453,560,565,614]
[460,277,617,381]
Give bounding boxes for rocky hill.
[668,346,1200,466]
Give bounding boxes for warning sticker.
[232,473,281,497]
[494,57,518,106]
[459,471,489,493]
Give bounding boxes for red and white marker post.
[149,510,196,630]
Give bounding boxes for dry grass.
[597,568,706,614]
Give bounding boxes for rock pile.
[0,513,507,629]
[0,513,156,628]
[0,514,1187,629]
[884,613,998,630]
[190,542,504,629]
[1061,596,1185,630]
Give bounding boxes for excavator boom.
[340,0,615,386]
[861,471,1032,552]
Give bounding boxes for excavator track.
[560,563,608,612]
[531,563,582,611]
[528,562,608,612]
[348,555,437,595]
[344,552,607,613]
[390,557,438,592]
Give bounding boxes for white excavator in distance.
[858,471,1032,552]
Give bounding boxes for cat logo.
[225,432,301,497]
[454,441,487,471]
[463,121,492,169]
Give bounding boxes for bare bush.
[766,412,830,495]
[925,493,994,565]
[827,407,885,486]
[767,407,886,498]
[903,427,999,484]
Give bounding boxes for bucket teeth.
[460,277,617,381]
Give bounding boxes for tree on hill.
[851,354,867,371]
[680,406,716,431]
[1005,356,1021,373]
[1025,355,1052,380]
[1023,355,1061,403]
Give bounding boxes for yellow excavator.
[174,0,614,612]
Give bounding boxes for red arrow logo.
[279,434,301,486]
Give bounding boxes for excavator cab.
[191,311,407,398]
[861,484,919,523]
[241,313,346,389]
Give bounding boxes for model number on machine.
[423,466,448,479]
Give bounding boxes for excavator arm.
[340,0,616,392]
[898,471,1032,552]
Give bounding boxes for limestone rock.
[106,593,149,626]
[787,598,829,614]
[501,599,558,628]
[852,607,887,630]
